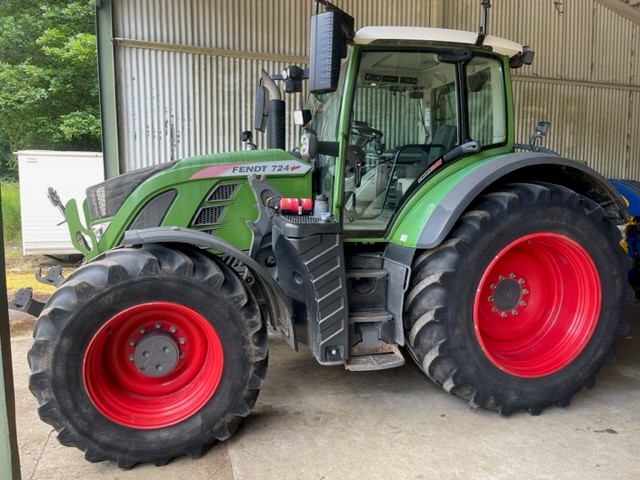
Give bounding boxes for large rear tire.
[404,182,631,415]
[28,244,267,468]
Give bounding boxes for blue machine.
[610,179,640,297]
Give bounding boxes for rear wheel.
[28,244,267,468]
[404,182,631,415]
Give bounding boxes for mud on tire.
[404,182,632,415]
[28,244,267,468]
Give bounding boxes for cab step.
[345,268,387,279]
[345,343,405,371]
[348,310,393,324]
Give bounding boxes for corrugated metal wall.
[112,0,438,172]
[111,0,639,179]
[447,0,640,179]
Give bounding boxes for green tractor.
[26,0,633,468]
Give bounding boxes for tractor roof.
[354,27,523,58]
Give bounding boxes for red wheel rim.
[83,302,224,429]
[473,233,601,378]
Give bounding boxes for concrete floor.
[9,303,640,480]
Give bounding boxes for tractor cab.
[299,5,530,242]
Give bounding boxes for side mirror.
[535,121,551,137]
[510,47,536,69]
[522,47,535,65]
[309,6,355,95]
[530,121,551,147]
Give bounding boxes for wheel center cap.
[493,278,522,311]
[134,331,180,377]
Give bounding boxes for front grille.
[207,183,239,202]
[193,206,227,226]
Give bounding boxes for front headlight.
[91,222,111,241]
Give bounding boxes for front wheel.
[28,244,267,468]
[404,182,631,415]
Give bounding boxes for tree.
[0,1,100,178]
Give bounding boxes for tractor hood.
[87,149,311,221]
[73,148,312,260]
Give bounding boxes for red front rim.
[473,233,601,378]
[83,302,224,429]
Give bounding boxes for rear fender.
[121,227,296,350]
[392,152,628,249]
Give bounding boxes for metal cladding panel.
[449,0,640,179]
[513,80,636,179]
[112,0,438,171]
[447,1,640,87]
[110,0,638,177]
[341,0,435,28]
[628,91,640,180]
[116,45,304,170]
[593,3,640,85]
[115,0,437,47]
[448,0,595,82]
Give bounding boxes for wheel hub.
[488,274,529,317]
[133,330,180,377]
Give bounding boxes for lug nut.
[501,312,508,318]
[128,339,136,346]
[139,327,146,334]
[169,326,177,334]
[155,322,162,329]
[178,337,186,345]
[520,301,527,307]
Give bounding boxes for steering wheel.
[351,121,383,150]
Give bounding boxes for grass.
[1,180,21,244]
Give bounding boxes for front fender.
[122,227,296,350]
[390,152,628,249]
